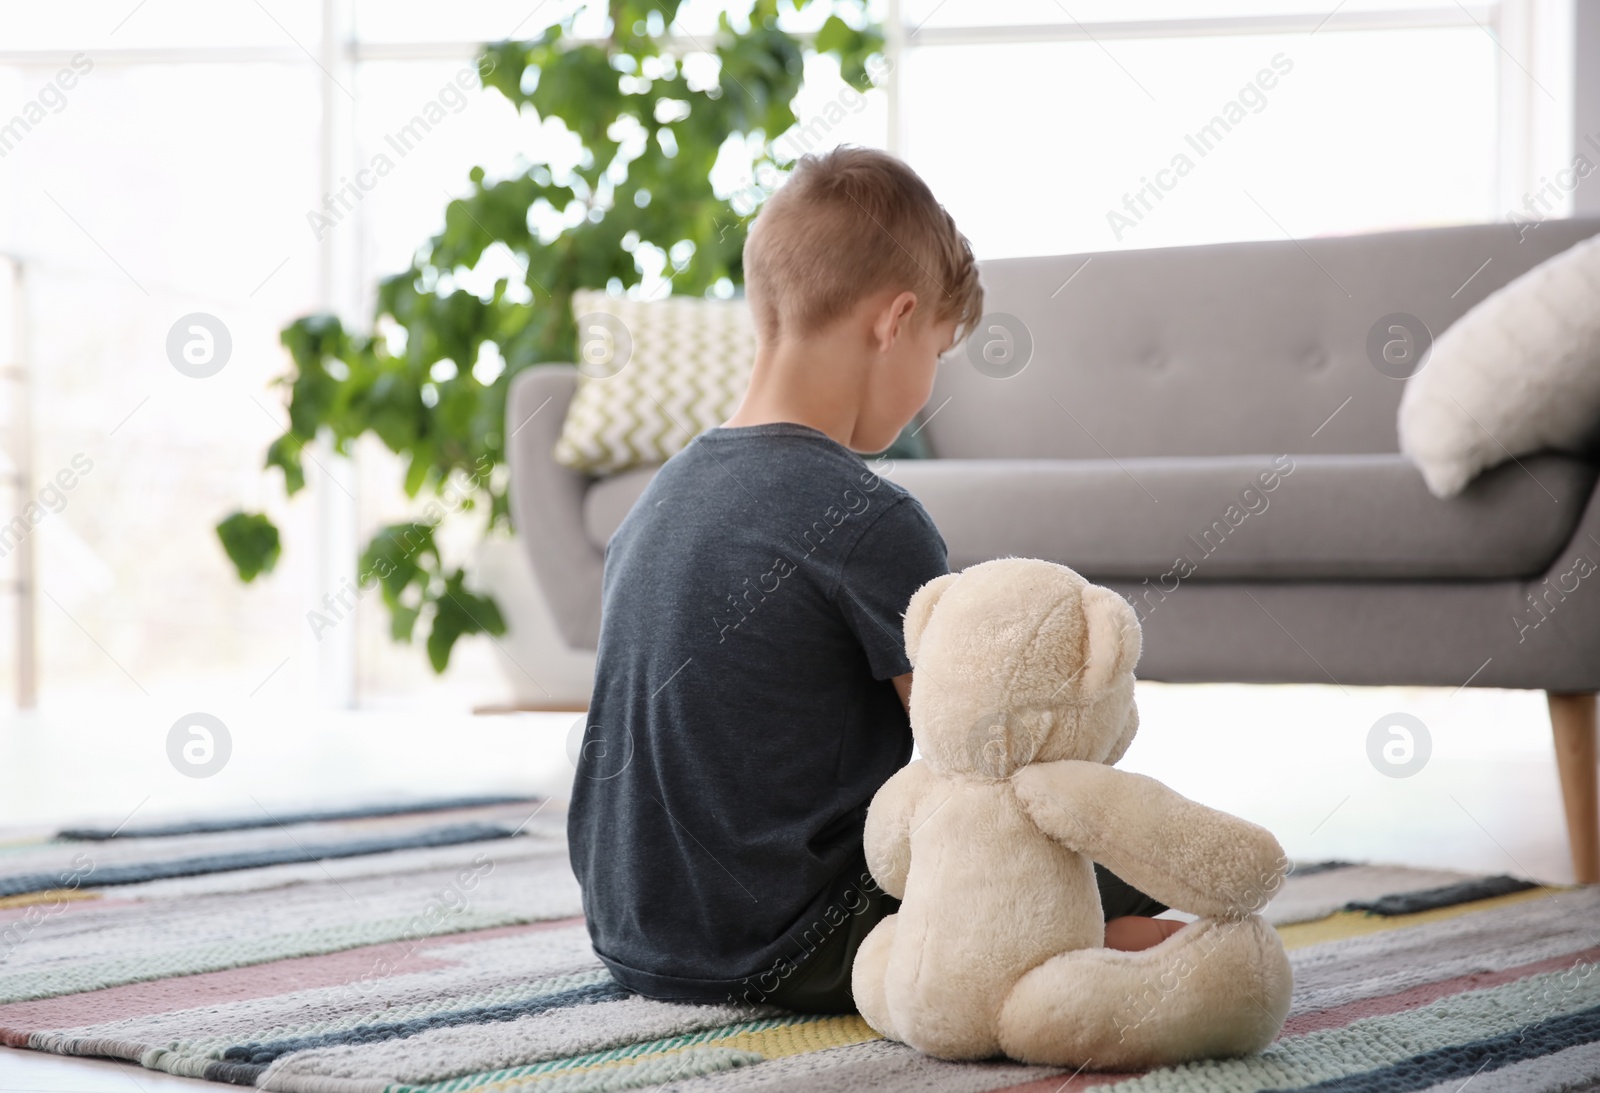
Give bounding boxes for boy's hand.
[893,673,912,713]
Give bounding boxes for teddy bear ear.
[1079,585,1142,694]
[903,573,961,668]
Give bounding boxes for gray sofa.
[508,218,1600,882]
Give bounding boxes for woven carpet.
[2,796,1598,1092]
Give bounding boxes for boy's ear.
[875,290,919,352]
[903,572,960,668]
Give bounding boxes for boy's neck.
[722,330,868,451]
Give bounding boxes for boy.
[568,145,1175,1016]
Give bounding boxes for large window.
[903,28,1500,255]
[0,0,1576,708]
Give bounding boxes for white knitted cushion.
[553,290,756,476]
[1398,233,1600,497]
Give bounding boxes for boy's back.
[568,421,948,1002]
[566,145,1172,1016]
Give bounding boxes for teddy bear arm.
[1014,761,1288,919]
[862,760,935,900]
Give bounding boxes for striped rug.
[1,796,1597,1091]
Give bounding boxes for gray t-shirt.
[567,421,949,1002]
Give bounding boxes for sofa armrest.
[505,365,603,650]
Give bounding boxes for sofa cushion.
[1399,231,1600,497]
[553,290,757,476]
[582,452,1596,582]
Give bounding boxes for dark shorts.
[766,863,1169,1015]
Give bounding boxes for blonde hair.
[742,146,983,347]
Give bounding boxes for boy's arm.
[863,759,935,899]
[1012,760,1287,919]
[835,496,948,686]
[893,673,912,712]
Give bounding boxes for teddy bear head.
[902,558,1142,780]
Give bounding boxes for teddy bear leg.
[849,913,901,1041]
[995,916,1292,1070]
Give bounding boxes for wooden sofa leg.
[1548,692,1599,884]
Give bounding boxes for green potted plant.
[217,0,883,672]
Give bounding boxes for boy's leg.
[765,885,901,1015]
[1094,862,1168,919]
[767,864,1167,1013]
[1097,862,1182,951]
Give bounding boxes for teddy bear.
[850,557,1294,1070]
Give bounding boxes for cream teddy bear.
[850,558,1294,1070]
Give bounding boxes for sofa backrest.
[923,218,1600,459]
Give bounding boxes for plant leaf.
[424,569,508,672]
[390,603,421,643]
[216,512,281,582]
[359,523,438,610]
[265,435,307,495]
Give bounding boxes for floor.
[0,681,1586,1089]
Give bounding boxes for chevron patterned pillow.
[553,289,757,475]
